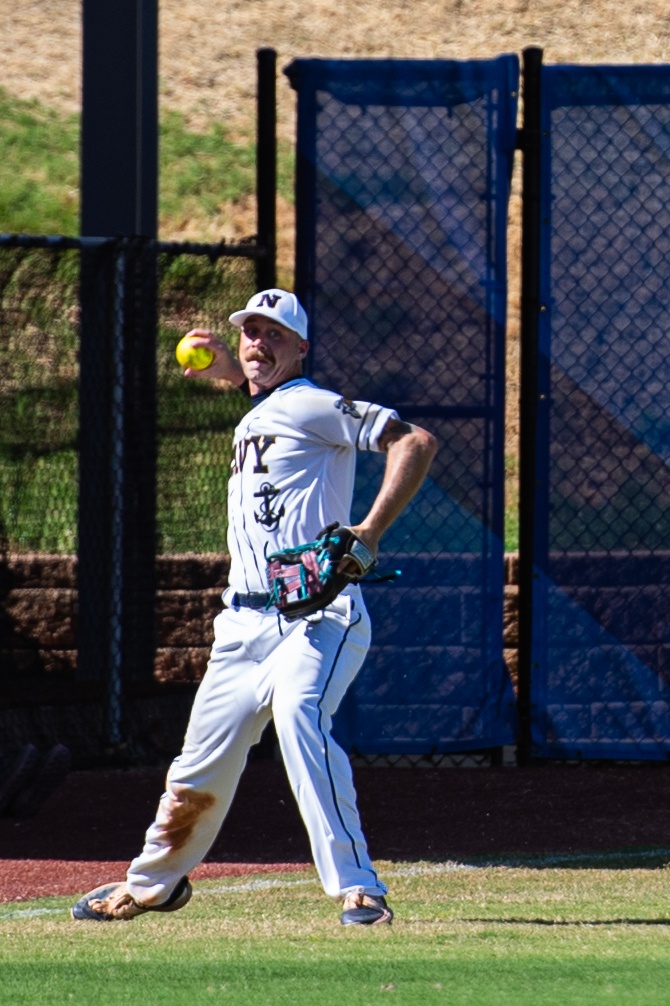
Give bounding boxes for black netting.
[0,245,80,553]
[156,251,257,553]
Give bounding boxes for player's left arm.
[345,418,437,563]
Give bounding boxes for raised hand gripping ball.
[175,336,215,371]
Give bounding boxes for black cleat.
[71,876,192,922]
[340,888,393,926]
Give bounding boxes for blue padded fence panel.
[285,57,519,753]
[531,65,670,759]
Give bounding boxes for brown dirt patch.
[2,761,669,903]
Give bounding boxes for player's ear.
[298,340,309,359]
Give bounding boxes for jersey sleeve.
[281,386,398,452]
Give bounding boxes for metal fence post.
[77,238,158,747]
[81,0,158,237]
[256,48,277,290]
[516,46,544,766]
[77,240,116,697]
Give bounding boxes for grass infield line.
[0,907,60,920]
[2,848,670,921]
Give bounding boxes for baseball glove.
[266,522,377,621]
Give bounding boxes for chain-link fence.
[287,57,520,756]
[8,55,670,768]
[156,247,257,553]
[0,238,259,554]
[0,234,261,764]
[523,65,670,759]
[0,241,80,554]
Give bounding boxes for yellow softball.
[175,336,215,371]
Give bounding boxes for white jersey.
[226,377,397,595]
[123,378,397,912]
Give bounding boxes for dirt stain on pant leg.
[161,786,216,851]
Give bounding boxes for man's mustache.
[245,349,273,362]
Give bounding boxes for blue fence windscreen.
[532,65,670,759]
[285,57,519,753]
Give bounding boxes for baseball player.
[72,289,437,927]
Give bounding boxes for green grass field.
[0,86,295,238]
[2,856,670,1006]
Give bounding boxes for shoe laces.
[343,888,384,912]
[91,888,144,920]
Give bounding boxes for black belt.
[231,591,271,610]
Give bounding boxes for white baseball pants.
[125,591,388,904]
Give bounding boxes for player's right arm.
[180,328,247,389]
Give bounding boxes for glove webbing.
[265,529,336,611]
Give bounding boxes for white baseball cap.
[229,289,308,340]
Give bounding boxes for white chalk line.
[201,849,670,895]
[0,906,61,920]
[201,861,476,897]
[2,849,669,920]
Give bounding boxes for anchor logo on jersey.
[335,396,361,419]
[254,482,285,531]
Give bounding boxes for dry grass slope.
[3,1,669,134]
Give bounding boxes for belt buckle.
[235,591,270,610]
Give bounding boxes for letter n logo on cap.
[257,293,281,308]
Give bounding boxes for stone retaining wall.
[0,554,232,693]
[0,553,521,763]
[0,552,521,694]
